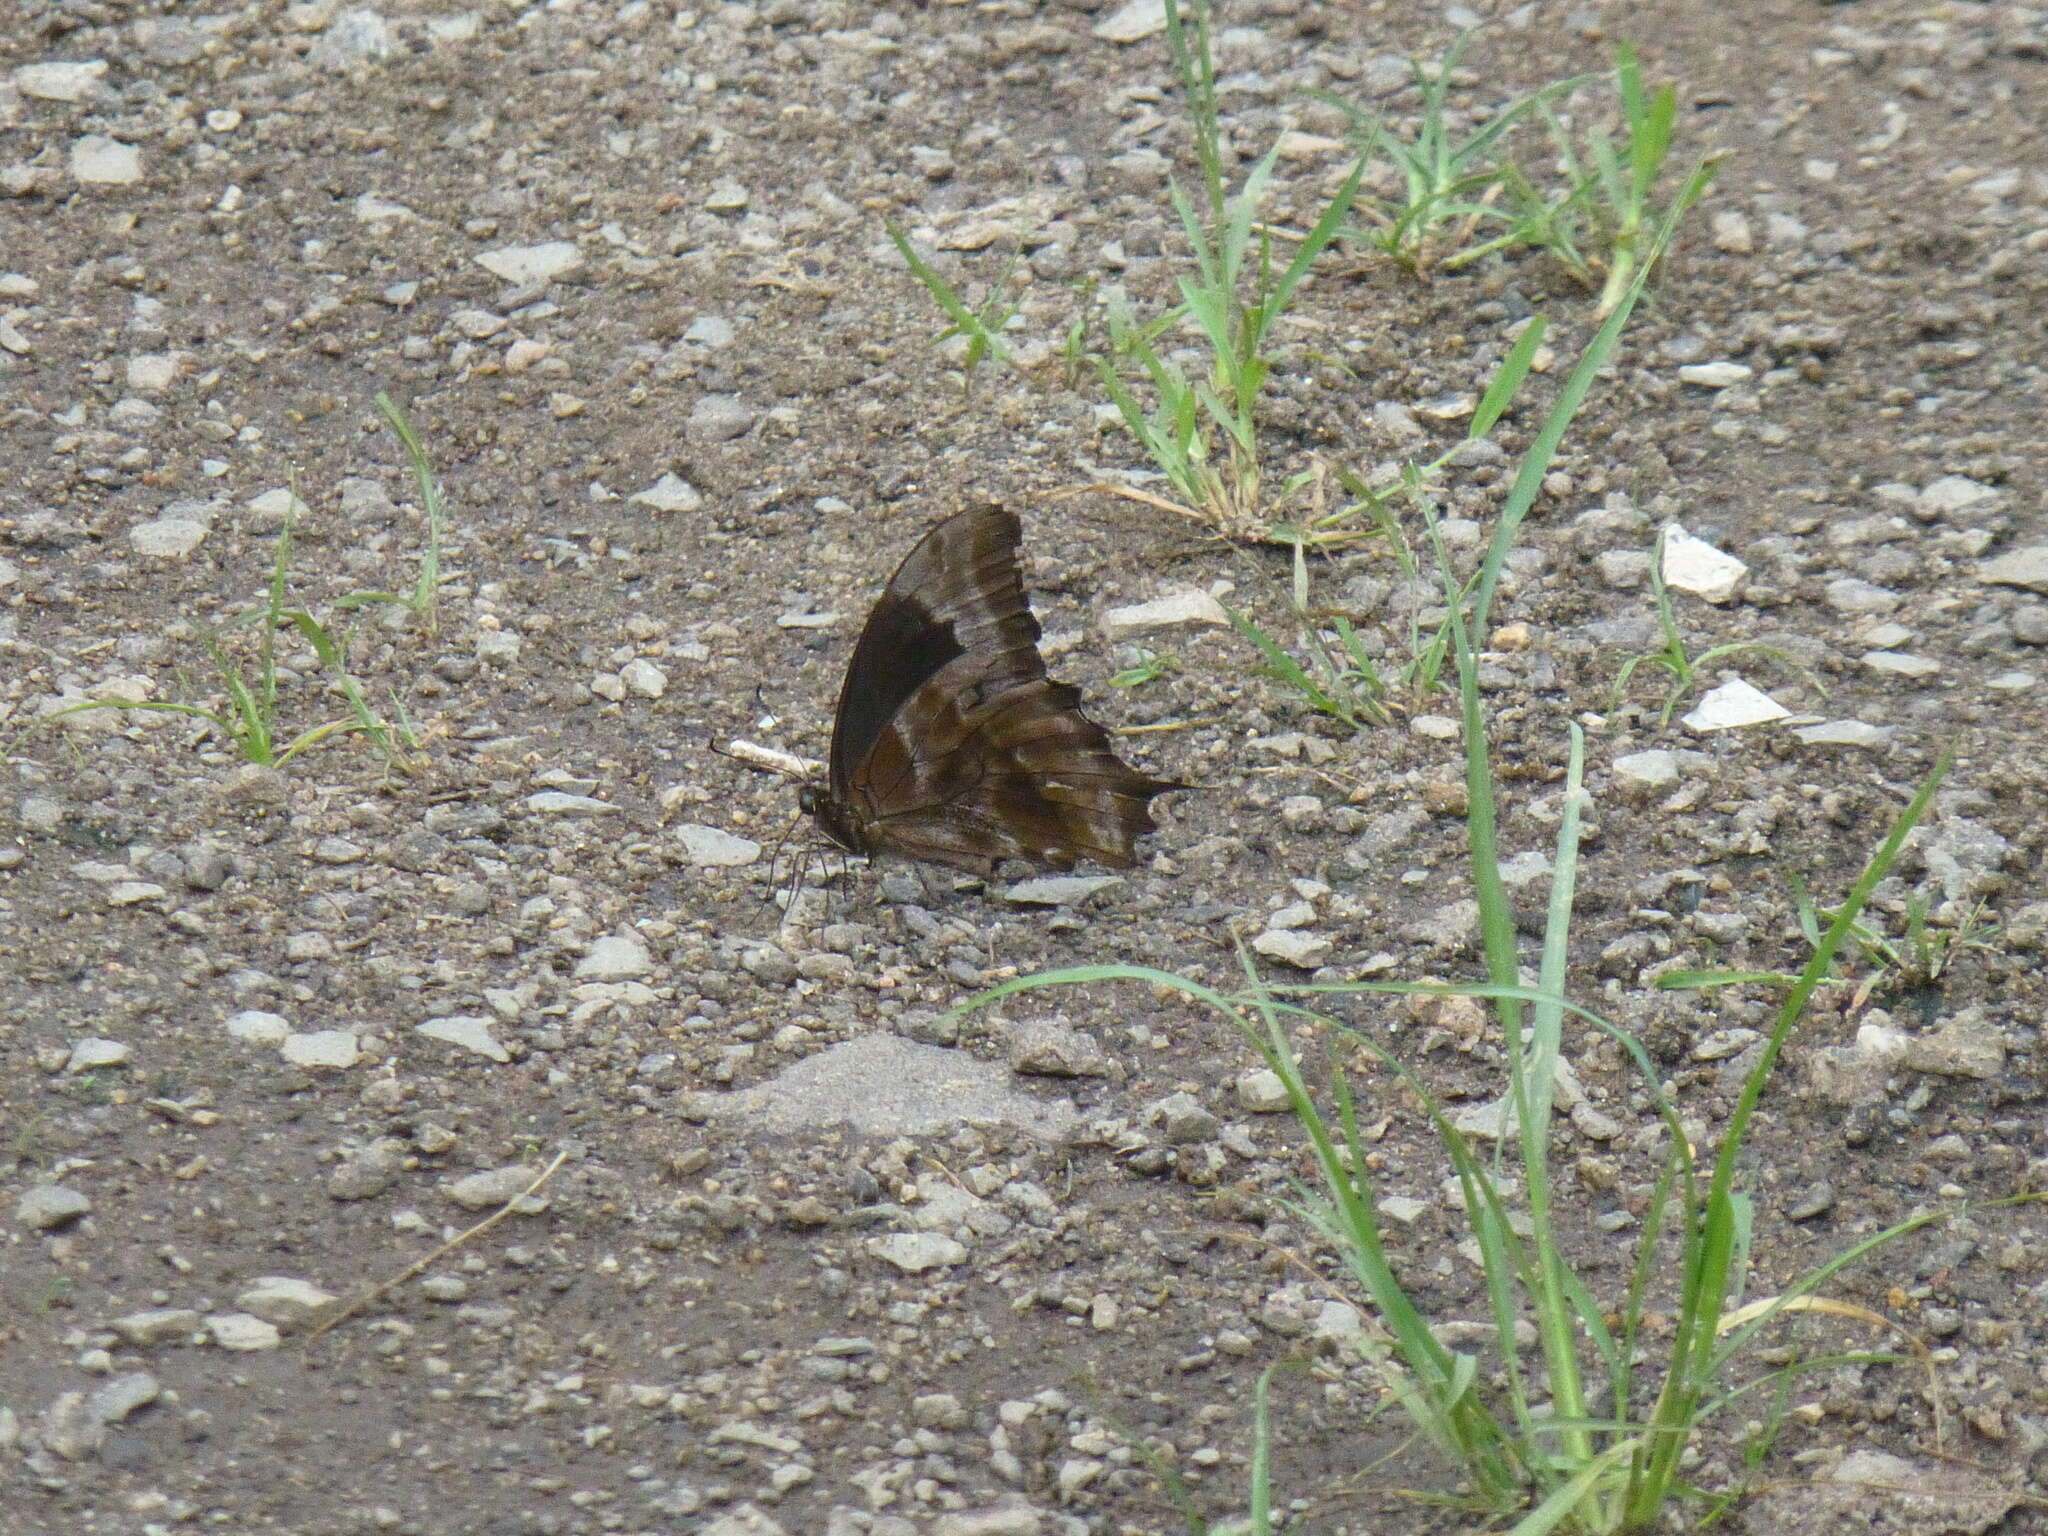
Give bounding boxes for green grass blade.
[374,390,447,630]
[1470,317,1546,440]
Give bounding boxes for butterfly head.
[798,779,866,857]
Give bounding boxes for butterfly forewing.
[809,504,1180,875]
[825,506,1037,807]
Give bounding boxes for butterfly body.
[802,505,1180,875]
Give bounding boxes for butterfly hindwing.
[808,505,1179,875]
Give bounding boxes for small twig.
[303,1150,567,1345]
[1054,481,1210,523]
[1117,716,1229,736]
[723,739,820,779]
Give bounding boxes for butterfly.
[798,504,1181,875]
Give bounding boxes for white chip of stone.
[417,1015,510,1062]
[1659,524,1747,604]
[1093,0,1168,41]
[1235,1069,1291,1113]
[279,1030,360,1070]
[1005,874,1124,906]
[0,316,31,356]
[674,825,761,866]
[236,1276,339,1327]
[353,194,413,222]
[1922,474,1998,520]
[1612,749,1687,792]
[1986,670,2037,692]
[71,135,142,184]
[107,881,167,906]
[621,658,668,698]
[1862,650,1939,679]
[867,1233,968,1273]
[226,1009,292,1045]
[685,316,734,347]
[126,352,182,393]
[204,1313,281,1351]
[576,934,652,981]
[524,791,617,814]
[475,241,583,284]
[447,1164,546,1210]
[630,473,704,513]
[1681,678,1789,732]
[1824,577,1900,615]
[1251,928,1332,969]
[16,60,108,101]
[129,516,209,557]
[1792,719,1893,748]
[66,1038,131,1073]
[1676,362,1752,388]
[1979,546,2048,594]
[244,487,310,524]
[1101,590,1230,637]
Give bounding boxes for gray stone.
[18,1184,91,1229]
[225,1009,291,1045]
[1100,590,1230,637]
[1898,1009,2005,1080]
[576,934,652,980]
[129,516,209,557]
[1659,524,1747,602]
[1792,720,1893,748]
[279,1030,359,1069]
[475,240,583,284]
[15,60,109,102]
[1005,1020,1110,1078]
[1824,577,1901,615]
[204,1313,282,1351]
[1979,546,2048,594]
[1093,0,1169,43]
[1676,362,1753,388]
[106,1308,202,1346]
[1235,1068,1291,1113]
[72,135,143,184]
[1251,927,1331,969]
[447,1164,548,1211]
[675,824,760,866]
[1003,874,1123,906]
[1151,1091,1220,1144]
[867,1232,968,1273]
[524,791,616,814]
[705,1034,1078,1141]
[631,472,704,513]
[417,1014,509,1062]
[1681,678,1788,731]
[237,1277,339,1328]
[686,393,756,443]
[66,1037,131,1072]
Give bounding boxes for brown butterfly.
[798,504,1180,875]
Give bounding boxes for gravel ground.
[3,2,2047,1534]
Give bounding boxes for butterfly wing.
[816,504,1178,875]
[855,666,1180,873]
[824,503,1038,812]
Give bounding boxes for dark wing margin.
[826,504,1036,805]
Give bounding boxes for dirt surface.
[4,1,2048,1533]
